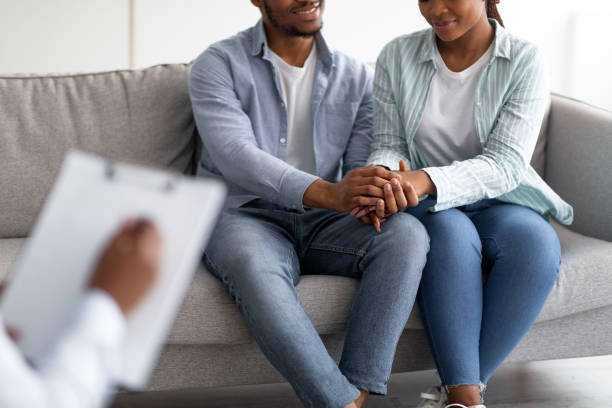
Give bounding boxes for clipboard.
[0,150,226,389]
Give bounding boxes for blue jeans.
[406,197,561,387]
[203,199,429,408]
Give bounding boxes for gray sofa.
[1,64,611,394]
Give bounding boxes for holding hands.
[346,161,436,232]
[304,160,436,232]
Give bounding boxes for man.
[0,219,161,408]
[190,1,429,407]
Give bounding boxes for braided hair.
[486,0,504,27]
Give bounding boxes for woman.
[352,0,574,407]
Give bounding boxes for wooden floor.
[114,355,612,407]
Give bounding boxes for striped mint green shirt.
[367,20,574,225]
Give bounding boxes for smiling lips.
[433,20,457,30]
[292,1,320,16]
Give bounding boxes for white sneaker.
[415,386,447,407]
[444,404,486,408]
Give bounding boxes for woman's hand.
[350,161,422,231]
[393,160,437,198]
[304,166,400,213]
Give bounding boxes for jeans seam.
[418,284,449,384]
[308,243,366,256]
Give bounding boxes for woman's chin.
[434,30,463,43]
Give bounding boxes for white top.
[0,290,125,408]
[268,44,318,175]
[414,42,494,167]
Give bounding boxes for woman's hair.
[486,0,504,27]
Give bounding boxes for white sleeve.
[0,290,126,408]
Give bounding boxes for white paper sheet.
[0,150,226,389]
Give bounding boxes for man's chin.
[286,22,323,38]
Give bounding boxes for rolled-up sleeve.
[423,46,550,211]
[189,48,319,211]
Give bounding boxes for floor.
[113,355,612,407]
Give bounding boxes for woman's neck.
[436,16,495,72]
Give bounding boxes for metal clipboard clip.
[104,160,177,193]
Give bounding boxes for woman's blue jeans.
[406,197,561,386]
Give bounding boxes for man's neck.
[264,22,315,68]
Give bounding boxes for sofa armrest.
[545,94,612,242]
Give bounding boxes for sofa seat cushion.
[0,239,26,283]
[538,222,612,322]
[2,221,610,346]
[168,222,612,345]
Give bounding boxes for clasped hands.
[333,161,432,232]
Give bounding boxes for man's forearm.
[303,179,337,210]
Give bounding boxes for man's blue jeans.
[406,197,561,387]
[203,199,430,408]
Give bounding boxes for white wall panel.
[0,0,128,75]
[569,13,612,111]
[1,1,611,110]
[133,0,427,67]
[132,0,260,67]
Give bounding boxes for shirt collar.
[418,19,512,64]
[250,19,334,68]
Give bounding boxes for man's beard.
[263,0,324,38]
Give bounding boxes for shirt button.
[280,138,287,144]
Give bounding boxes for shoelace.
[420,392,440,401]
[418,390,444,408]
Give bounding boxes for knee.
[423,210,482,255]
[504,221,561,279]
[377,213,430,265]
[207,247,295,300]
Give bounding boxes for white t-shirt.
[414,42,494,167]
[268,44,318,175]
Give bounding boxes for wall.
[0,0,128,74]
[0,0,611,110]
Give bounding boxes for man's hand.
[89,219,162,316]
[303,166,399,213]
[351,161,421,227]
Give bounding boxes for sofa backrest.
[0,61,556,239]
[545,94,612,241]
[0,64,197,238]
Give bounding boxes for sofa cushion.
[2,221,610,346]
[0,239,26,283]
[0,64,197,239]
[531,101,550,178]
[538,222,612,322]
[167,222,612,345]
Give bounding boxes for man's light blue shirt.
[189,21,373,212]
